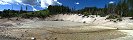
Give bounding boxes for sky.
[0,0,120,11]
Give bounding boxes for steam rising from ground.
[0,0,62,11]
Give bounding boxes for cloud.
[109,1,114,4]
[0,0,62,11]
[0,1,11,5]
[40,0,62,8]
[32,6,39,11]
[75,2,79,5]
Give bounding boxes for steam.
[0,0,62,11]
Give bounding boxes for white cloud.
[32,6,39,11]
[0,1,10,5]
[0,0,62,11]
[40,0,62,8]
[109,1,114,4]
[75,2,79,5]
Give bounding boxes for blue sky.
[0,0,120,11]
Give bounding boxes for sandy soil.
[0,28,126,40]
[0,15,133,40]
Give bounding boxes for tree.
[20,5,23,13]
[26,6,28,11]
[127,0,133,9]
[127,0,133,18]
[116,0,128,17]
[48,5,71,14]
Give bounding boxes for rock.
[31,37,36,40]
[83,21,86,23]
[0,23,14,27]
[0,16,2,19]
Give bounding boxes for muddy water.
[49,30,126,40]
[0,28,127,40]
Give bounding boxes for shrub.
[117,18,122,21]
[106,14,122,21]
[21,10,50,18]
[106,14,120,19]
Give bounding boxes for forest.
[0,0,132,19]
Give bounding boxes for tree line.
[0,0,132,19]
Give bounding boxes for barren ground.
[0,15,133,40]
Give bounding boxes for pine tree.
[20,5,23,13]
[20,5,23,11]
[127,0,133,9]
[26,6,28,11]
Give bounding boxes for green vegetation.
[0,9,50,18]
[22,10,50,18]
[48,5,71,14]
[0,5,71,18]
[0,0,132,19]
